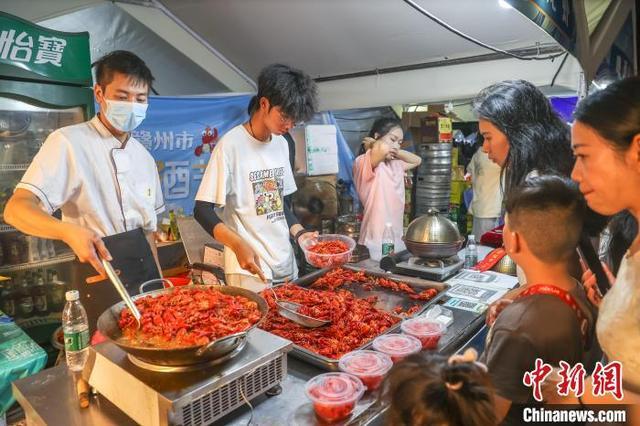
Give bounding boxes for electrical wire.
[238,364,263,426]
[332,115,392,121]
[239,379,255,426]
[550,52,570,86]
[401,0,567,61]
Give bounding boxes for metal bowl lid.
[405,209,462,244]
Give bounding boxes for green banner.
[0,12,91,86]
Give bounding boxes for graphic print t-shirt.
[195,125,297,280]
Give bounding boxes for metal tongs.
[102,259,142,329]
[269,287,330,328]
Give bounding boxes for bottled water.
[464,235,478,268]
[62,290,89,372]
[382,223,395,256]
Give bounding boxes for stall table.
[12,249,508,425]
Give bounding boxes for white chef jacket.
[16,115,165,237]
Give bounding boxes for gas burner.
[381,251,464,282]
[87,329,291,425]
[348,244,370,263]
[408,255,461,269]
[126,338,248,373]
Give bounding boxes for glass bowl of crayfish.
[300,234,356,269]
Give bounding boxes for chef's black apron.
[70,228,160,334]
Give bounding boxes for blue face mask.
[104,100,148,132]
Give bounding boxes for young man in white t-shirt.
[194,64,318,291]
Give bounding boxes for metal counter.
[12,366,135,426]
[12,323,486,426]
[12,256,493,425]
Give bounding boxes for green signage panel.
[0,12,91,86]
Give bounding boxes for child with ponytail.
[384,349,496,426]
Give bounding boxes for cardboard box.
[401,111,431,129]
[420,115,439,144]
[402,107,453,146]
[420,116,452,143]
[402,111,429,148]
[305,125,338,176]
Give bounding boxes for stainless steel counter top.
[11,353,396,426]
[11,255,495,425]
[12,327,485,426]
[12,366,136,426]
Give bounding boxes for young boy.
[193,64,317,291]
[480,175,601,425]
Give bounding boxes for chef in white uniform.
[4,50,164,331]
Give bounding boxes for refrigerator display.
[0,11,93,366]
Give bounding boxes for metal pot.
[423,166,452,175]
[416,185,451,194]
[492,254,518,276]
[418,143,452,153]
[405,209,464,258]
[419,157,452,166]
[405,240,464,259]
[97,285,268,366]
[417,175,452,184]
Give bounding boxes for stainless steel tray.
[269,265,448,371]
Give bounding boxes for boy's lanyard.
[486,284,589,349]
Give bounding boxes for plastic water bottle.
[464,235,478,268]
[62,290,89,372]
[382,223,395,256]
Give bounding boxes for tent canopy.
[160,0,560,80]
[2,1,623,109]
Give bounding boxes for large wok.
[97,285,269,367]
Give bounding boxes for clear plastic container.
[338,350,393,391]
[401,317,446,350]
[300,234,356,268]
[372,333,422,363]
[305,372,365,423]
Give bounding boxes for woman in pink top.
[353,118,422,260]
